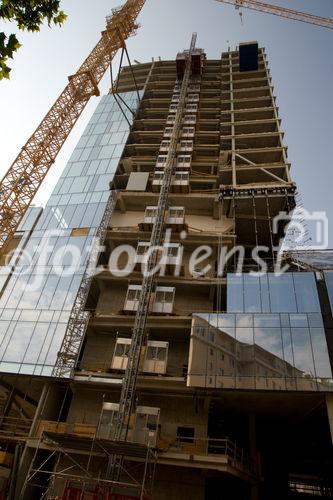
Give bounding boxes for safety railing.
[158,435,255,472]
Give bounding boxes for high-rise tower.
[0,41,332,500]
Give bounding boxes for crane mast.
[214,0,333,29]
[0,0,145,256]
[0,0,332,258]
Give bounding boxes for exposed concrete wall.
[111,210,144,228]
[174,287,213,314]
[66,389,208,442]
[111,210,233,234]
[80,335,116,371]
[153,465,205,500]
[186,214,232,233]
[139,393,208,440]
[96,282,127,314]
[96,281,213,316]
[81,334,190,377]
[66,389,103,425]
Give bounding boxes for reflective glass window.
[0,323,15,358]
[0,321,10,345]
[216,314,236,328]
[236,328,253,345]
[260,274,270,312]
[22,323,50,364]
[95,174,112,191]
[244,274,261,312]
[0,91,136,376]
[1,310,15,321]
[99,145,115,159]
[80,203,99,227]
[289,314,308,328]
[280,314,290,327]
[44,324,67,365]
[36,323,57,366]
[269,273,296,312]
[236,314,253,327]
[37,275,60,308]
[2,322,35,363]
[308,313,323,328]
[281,327,294,368]
[293,273,320,312]
[254,315,280,327]
[324,271,333,314]
[291,327,315,375]
[310,327,332,378]
[227,274,243,312]
[69,176,89,193]
[254,327,283,359]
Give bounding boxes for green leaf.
[0,60,11,80]
[0,1,67,80]
[6,34,21,57]
[54,11,67,26]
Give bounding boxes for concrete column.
[249,414,259,500]
[229,52,236,187]
[15,382,51,499]
[326,394,333,445]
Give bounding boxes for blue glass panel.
[310,327,332,378]
[291,327,315,375]
[254,315,280,327]
[293,273,320,312]
[244,274,261,312]
[227,274,244,312]
[259,274,270,312]
[281,327,294,369]
[289,314,308,328]
[0,91,139,377]
[236,314,253,327]
[2,322,35,362]
[269,273,297,312]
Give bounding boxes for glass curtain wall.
[0,92,139,376]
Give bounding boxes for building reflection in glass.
[188,313,333,392]
[0,92,139,376]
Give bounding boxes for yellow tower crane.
[214,0,333,29]
[0,0,332,257]
[0,0,145,256]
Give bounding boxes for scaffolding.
[21,34,206,500]
[107,32,200,482]
[52,191,117,378]
[21,432,157,500]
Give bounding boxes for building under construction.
[0,10,333,500]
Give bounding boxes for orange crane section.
[1,0,332,257]
[0,0,145,255]
[214,0,333,29]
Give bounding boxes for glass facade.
[227,272,321,313]
[324,271,333,315]
[0,92,139,376]
[188,312,333,391]
[186,272,333,391]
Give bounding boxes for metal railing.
[159,435,256,472]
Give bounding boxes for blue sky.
[0,0,332,244]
